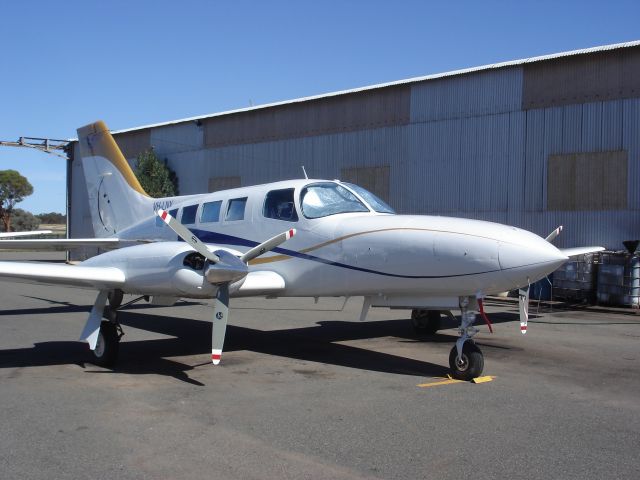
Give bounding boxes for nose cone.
[499,229,568,288]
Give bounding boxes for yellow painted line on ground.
[417,375,496,388]
[416,377,464,388]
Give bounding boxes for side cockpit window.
[263,188,298,222]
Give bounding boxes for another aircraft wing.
[560,246,605,257]
[0,238,143,251]
[0,230,52,238]
[0,261,125,289]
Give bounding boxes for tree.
[36,212,66,224]
[11,208,41,231]
[0,169,34,232]
[134,149,178,198]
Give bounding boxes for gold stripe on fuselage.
[248,227,502,265]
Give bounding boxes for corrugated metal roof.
[68,40,639,140]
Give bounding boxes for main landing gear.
[92,306,124,368]
[79,290,126,368]
[448,297,484,380]
[410,309,442,335]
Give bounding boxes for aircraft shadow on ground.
[0,305,527,385]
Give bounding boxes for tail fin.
[77,121,153,237]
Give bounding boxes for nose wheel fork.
[448,297,485,380]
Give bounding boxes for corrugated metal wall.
[70,46,640,253]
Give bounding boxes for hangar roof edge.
[69,39,640,141]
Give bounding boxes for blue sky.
[1,0,639,214]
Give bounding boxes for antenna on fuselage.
[301,165,309,179]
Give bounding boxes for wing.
[0,238,143,251]
[0,230,52,238]
[0,261,125,289]
[559,246,605,257]
[232,270,286,297]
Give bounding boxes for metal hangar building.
[68,41,640,253]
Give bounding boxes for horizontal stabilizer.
[0,261,125,289]
[0,230,52,239]
[559,246,605,257]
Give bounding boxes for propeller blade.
[241,229,296,263]
[518,287,529,334]
[211,284,230,365]
[157,209,220,263]
[545,225,563,243]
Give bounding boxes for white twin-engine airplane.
[0,121,604,380]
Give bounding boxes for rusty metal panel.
[208,176,241,192]
[547,151,628,210]
[112,129,151,160]
[341,166,390,202]
[203,86,410,148]
[410,67,522,122]
[523,47,640,109]
[150,122,204,156]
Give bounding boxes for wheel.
[449,342,484,381]
[411,310,442,335]
[108,289,124,309]
[92,321,120,367]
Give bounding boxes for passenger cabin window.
[169,208,178,219]
[300,183,369,219]
[263,188,298,221]
[181,204,198,225]
[201,200,222,223]
[226,197,247,221]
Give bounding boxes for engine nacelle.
[82,242,217,298]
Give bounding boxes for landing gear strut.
[107,289,124,309]
[448,297,484,380]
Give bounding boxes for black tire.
[449,342,484,381]
[92,321,120,368]
[410,310,442,335]
[108,289,124,310]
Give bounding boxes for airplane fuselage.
[84,179,567,304]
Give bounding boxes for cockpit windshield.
[344,183,395,214]
[300,182,369,219]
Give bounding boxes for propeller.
[518,287,529,334]
[545,225,563,243]
[157,209,296,364]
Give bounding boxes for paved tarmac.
[0,253,639,479]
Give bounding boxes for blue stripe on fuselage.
[186,228,499,279]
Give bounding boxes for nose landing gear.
[448,296,485,380]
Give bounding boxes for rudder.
[77,121,153,237]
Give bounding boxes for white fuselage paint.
[80,179,568,305]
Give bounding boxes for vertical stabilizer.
[77,121,153,237]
